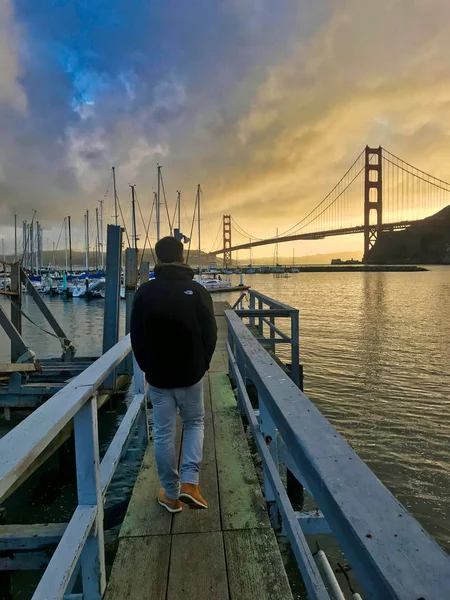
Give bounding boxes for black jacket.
[130,263,217,388]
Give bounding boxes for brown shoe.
[179,483,208,509]
[158,488,182,513]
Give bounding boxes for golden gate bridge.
[209,146,450,264]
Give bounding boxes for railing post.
[269,314,276,353]
[258,298,263,336]
[290,309,300,387]
[259,392,280,528]
[103,225,122,390]
[249,292,255,328]
[125,248,138,375]
[74,393,105,599]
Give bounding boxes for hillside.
[366,206,450,264]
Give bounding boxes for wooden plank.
[0,523,66,550]
[224,529,293,600]
[203,372,212,414]
[225,309,450,599]
[0,362,36,373]
[119,424,183,538]
[209,350,228,373]
[210,372,269,531]
[104,535,170,600]
[172,415,220,534]
[167,531,229,600]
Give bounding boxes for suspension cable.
[277,148,365,238]
[231,218,264,241]
[382,156,450,193]
[382,148,450,188]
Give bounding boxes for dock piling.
[102,225,122,390]
[125,248,138,376]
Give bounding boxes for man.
[131,236,217,513]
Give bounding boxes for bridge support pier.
[363,146,383,262]
[222,215,231,268]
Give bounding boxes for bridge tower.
[223,215,232,267]
[364,146,383,261]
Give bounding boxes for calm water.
[1,267,449,594]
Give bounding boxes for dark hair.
[155,236,184,263]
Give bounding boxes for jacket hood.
[154,262,194,280]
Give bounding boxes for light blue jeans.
[148,379,204,499]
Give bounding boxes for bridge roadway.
[104,302,293,600]
[209,220,418,256]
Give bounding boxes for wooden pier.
[1,227,450,599]
[105,303,293,600]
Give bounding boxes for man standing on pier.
[131,236,217,513]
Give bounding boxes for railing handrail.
[225,309,450,599]
[0,334,132,502]
[249,289,298,313]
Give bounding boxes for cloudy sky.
[1,0,450,259]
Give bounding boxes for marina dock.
[105,303,292,599]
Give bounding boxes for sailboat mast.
[85,210,90,272]
[156,164,161,242]
[96,207,100,270]
[112,166,118,226]
[14,214,17,262]
[197,184,201,278]
[177,190,181,230]
[35,222,40,274]
[22,221,27,268]
[64,217,68,271]
[68,216,73,272]
[98,198,104,269]
[276,228,279,266]
[130,184,137,250]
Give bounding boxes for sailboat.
[190,185,232,291]
[246,238,256,274]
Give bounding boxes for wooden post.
[258,299,263,336]
[269,315,276,353]
[10,263,22,362]
[249,292,255,327]
[139,262,150,286]
[103,225,122,390]
[74,393,105,599]
[290,309,300,387]
[125,248,138,375]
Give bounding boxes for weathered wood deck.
[104,303,293,600]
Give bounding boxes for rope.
[160,172,173,236]
[135,190,156,267]
[186,192,198,264]
[5,295,73,352]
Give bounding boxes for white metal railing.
[0,335,148,599]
